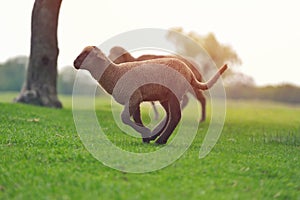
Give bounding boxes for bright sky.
[1,0,300,86]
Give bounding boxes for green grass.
[0,93,300,199]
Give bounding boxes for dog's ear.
[110,46,127,55]
[109,46,129,61]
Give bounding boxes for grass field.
[0,92,300,199]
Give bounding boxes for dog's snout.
[73,58,82,69]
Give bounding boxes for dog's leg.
[190,89,206,122]
[195,90,206,122]
[151,101,159,120]
[155,94,181,144]
[131,105,152,143]
[121,99,151,142]
[149,101,169,141]
[132,105,143,126]
[180,94,189,110]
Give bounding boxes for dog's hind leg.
[121,97,151,142]
[149,101,169,141]
[155,94,181,144]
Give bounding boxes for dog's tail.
[192,64,228,90]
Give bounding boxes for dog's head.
[74,46,96,69]
[74,46,109,69]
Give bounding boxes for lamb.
[108,46,207,122]
[73,46,228,144]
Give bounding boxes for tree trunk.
[15,0,62,108]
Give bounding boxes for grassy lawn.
[0,92,300,199]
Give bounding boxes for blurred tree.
[57,66,77,95]
[0,56,28,91]
[15,0,62,108]
[57,66,103,95]
[167,27,242,77]
[226,83,300,104]
[224,71,255,87]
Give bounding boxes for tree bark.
[15,0,62,108]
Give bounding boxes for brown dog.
[109,46,207,122]
[74,46,228,144]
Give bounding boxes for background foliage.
[1,57,300,104]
